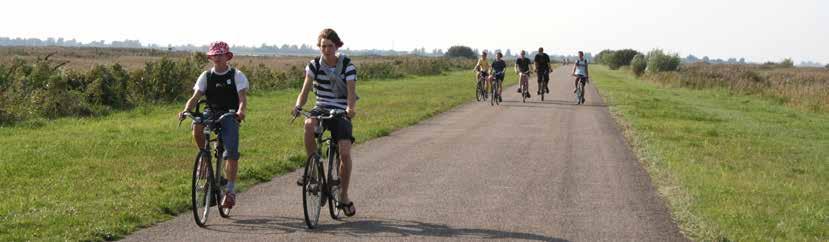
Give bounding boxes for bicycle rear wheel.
[327,144,343,220]
[302,155,324,229]
[191,151,213,227]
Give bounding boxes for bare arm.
[346,80,357,119]
[180,90,204,119]
[236,89,247,121]
[294,74,313,110]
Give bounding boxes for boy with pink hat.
[179,41,249,209]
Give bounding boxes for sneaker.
[221,192,236,209]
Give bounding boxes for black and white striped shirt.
[305,56,357,110]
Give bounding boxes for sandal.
[337,201,356,217]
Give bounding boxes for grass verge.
[591,65,828,241]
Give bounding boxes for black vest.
[205,68,239,111]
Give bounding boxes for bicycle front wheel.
[302,155,324,229]
[191,151,213,227]
[327,145,343,220]
[215,145,231,218]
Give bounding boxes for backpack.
[313,54,359,100]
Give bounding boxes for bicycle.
[291,108,347,229]
[575,75,587,104]
[179,100,235,227]
[538,70,549,101]
[475,73,488,102]
[518,72,531,103]
[491,74,502,106]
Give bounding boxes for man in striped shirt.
[292,28,358,217]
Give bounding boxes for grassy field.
[591,65,828,241]
[0,69,515,241]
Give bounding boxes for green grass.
[0,70,498,241]
[591,65,828,241]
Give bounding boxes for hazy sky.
[3,0,827,63]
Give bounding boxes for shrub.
[445,46,476,59]
[781,58,794,68]
[646,49,681,73]
[631,54,647,76]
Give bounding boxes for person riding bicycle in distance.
[178,41,249,209]
[474,51,492,94]
[572,51,589,93]
[292,28,358,217]
[534,47,552,95]
[515,50,531,98]
[491,51,506,101]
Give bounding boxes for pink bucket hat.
[207,41,233,60]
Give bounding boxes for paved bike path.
[122,67,687,241]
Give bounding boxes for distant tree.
[702,56,710,63]
[825,63,829,69]
[445,45,476,59]
[739,58,746,64]
[505,49,512,57]
[686,55,699,63]
[630,54,647,76]
[781,58,794,68]
[646,49,681,73]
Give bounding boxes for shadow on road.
[206,215,568,241]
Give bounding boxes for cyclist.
[514,50,531,98]
[491,51,506,102]
[534,47,552,95]
[292,28,358,217]
[473,51,492,97]
[572,51,589,94]
[178,41,249,209]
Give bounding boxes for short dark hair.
[317,28,343,48]
[578,51,584,55]
[538,47,544,52]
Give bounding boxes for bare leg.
[338,140,353,202]
[303,118,318,157]
[193,124,206,149]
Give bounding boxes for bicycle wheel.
[327,143,342,220]
[191,151,213,227]
[475,81,482,102]
[302,155,324,229]
[490,81,495,106]
[214,144,231,218]
[577,81,585,104]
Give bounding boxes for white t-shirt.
[193,67,249,92]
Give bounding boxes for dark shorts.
[537,70,550,83]
[494,73,505,81]
[312,107,355,143]
[576,74,588,84]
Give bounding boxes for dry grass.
[645,63,829,112]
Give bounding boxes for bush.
[781,58,794,68]
[646,49,681,73]
[594,50,614,66]
[445,46,476,59]
[825,64,829,69]
[631,54,647,76]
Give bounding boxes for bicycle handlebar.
[290,108,347,124]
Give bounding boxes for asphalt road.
[122,67,687,241]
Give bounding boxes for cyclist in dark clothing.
[515,50,531,98]
[534,47,551,95]
[491,52,506,102]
